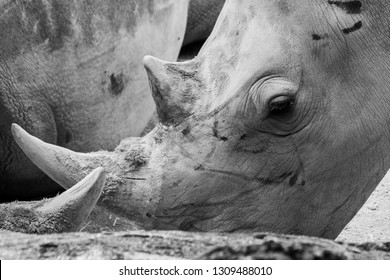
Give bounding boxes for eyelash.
[268,96,295,115]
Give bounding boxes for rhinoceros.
[0,0,224,201]
[2,0,388,239]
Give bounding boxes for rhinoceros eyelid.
[254,74,283,85]
[268,95,295,115]
[260,80,298,103]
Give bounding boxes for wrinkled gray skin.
[0,0,223,201]
[6,0,388,240]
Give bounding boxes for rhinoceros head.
[9,0,390,238]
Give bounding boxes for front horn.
[11,124,111,190]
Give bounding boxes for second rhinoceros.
[3,0,388,239]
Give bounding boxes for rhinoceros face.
[141,0,390,237]
[9,0,390,238]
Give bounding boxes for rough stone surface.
[1,231,389,260]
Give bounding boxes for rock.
[0,231,389,260]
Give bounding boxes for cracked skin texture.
[0,0,189,201]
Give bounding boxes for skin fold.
[4,0,389,240]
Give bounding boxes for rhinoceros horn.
[1,168,105,233]
[143,55,200,125]
[12,124,112,190]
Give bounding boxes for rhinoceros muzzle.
[9,112,171,232]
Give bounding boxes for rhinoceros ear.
[1,168,105,234]
[11,124,108,190]
[144,56,198,124]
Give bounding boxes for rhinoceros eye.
[268,95,295,116]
